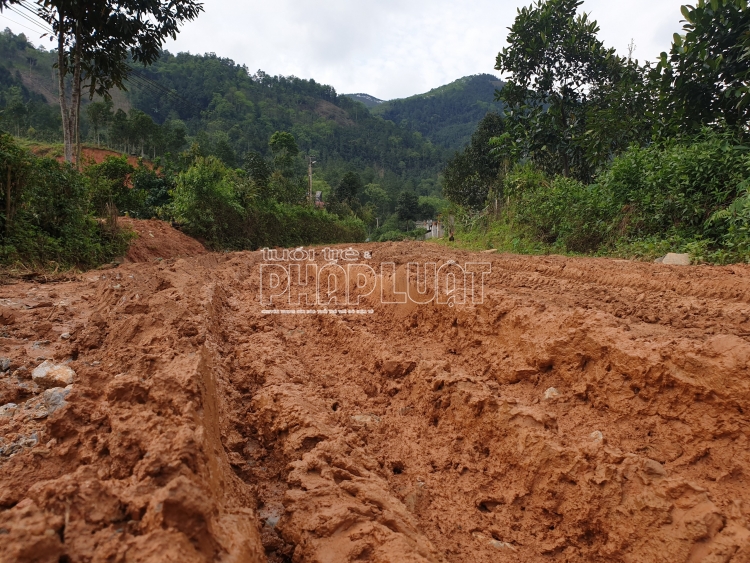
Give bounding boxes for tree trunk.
[73,28,82,168]
[559,98,570,178]
[57,11,73,164]
[5,166,10,236]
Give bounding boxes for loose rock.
[31,361,76,389]
[661,253,691,266]
[543,387,561,400]
[351,414,381,425]
[0,403,17,417]
[489,539,518,552]
[42,386,72,415]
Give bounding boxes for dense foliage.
[441,0,750,263]
[0,133,131,268]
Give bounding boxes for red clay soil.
[30,145,152,169]
[0,243,750,562]
[120,218,206,263]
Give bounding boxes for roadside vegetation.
[441,0,750,263]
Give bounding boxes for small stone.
[590,430,604,442]
[543,387,561,400]
[0,358,10,372]
[43,386,72,415]
[60,333,71,340]
[351,414,381,425]
[0,403,17,417]
[661,253,691,266]
[32,360,76,389]
[489,540,518,552]
[23,432,39,447]
[32,340,51,349]
[643,458,666,476]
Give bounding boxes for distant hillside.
[373,74,505,150]
[0,30,446,201]
[344,93,384,108]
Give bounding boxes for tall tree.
[396,190,419,228]
[443,112,505,209]
[85,99,113,146]
[494,0,619,179]
[335,172,362,204]
[28,0,203,164]
[656,0,750,134]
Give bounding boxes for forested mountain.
[372,74,505,150]
[0,28,448,201]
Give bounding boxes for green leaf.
[680,5,694,22]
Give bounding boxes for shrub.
[171,156,246,247]
[0,134,131,268]
[510,168,616,252]
[245,202,366,249]
[85,156,146,217]
[597,131,750,241]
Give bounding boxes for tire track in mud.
[1,243,750,562]
[217,244,750,562]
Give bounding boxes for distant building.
[315,191,324,209]
[415,220,444,239]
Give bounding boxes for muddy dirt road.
[1,242,750,562]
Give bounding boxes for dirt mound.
[120,218,206,263]
[0,243,749,562]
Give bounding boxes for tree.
[495,0,619,179]
[244,150,272,198]
[86,99,113,146]
[128,109,156,157]
[108,108,129,153]
[363,183,390,218]
[396,191,419,228]
[269,131,299,169]
[443,112,506,209]
[656,0,750,134]
[3,86,26,137]
[335,172,362,203]
[29,0,203,163]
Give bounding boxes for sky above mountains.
[0,0,686,100]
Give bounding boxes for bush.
[510,167,616,252]
[171,156,246,247]
[0,134,131,268]
[598,131,750,241]
[85,156,145,217]
[172,156,366,249]
[245,202,366,249]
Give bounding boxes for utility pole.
[307,155,316,205]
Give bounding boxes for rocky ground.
[0,234,749,562]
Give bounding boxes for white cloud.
[0,0,688,100]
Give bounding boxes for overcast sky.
[1,0,687,100]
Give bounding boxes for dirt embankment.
[29,145,149,169]
[0,243,749,562]
[120,218,206,264]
